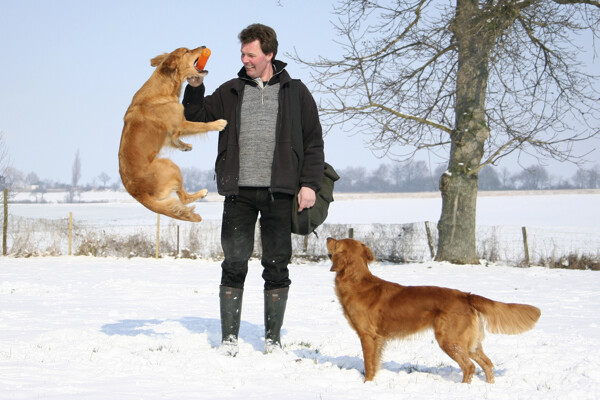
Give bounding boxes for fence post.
[521,226,530,266]
[156,214,160,259]
[2,188,7,256]
[425,221,435,258]
[349,227,354,239]
[68,212,73,256]
[176,225,180,257]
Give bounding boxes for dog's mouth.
[194,58,203,72]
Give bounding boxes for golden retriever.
[326,237,541,384]
[119,46,226,222]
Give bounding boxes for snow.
[10,189,600,227]
[1,191,600,399]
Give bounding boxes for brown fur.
[119,46,227,222]
[326,237,541,384]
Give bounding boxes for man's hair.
[239,24,278,59]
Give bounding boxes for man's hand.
[297,187,316,212]
[187,71,208,87]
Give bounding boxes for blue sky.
[1,0,598,185]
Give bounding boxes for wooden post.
[2,188,7,256]
[521,226,530,266]
[156,214,160,259]
[176,225,180,257]
[425,221,435,258]
[349,227,354,239]
[68,212,73,256]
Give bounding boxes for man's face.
[241,39,273,80]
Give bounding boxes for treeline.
[2,162,599,195]
[334,161,600,192]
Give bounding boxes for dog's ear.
[150,53,169,67]
[156,54,179,76]
[362,243,374,263]
[329,242,347,273]
[330,251,347,274]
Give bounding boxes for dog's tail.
[139,195,203,223]
[468,294,541,335]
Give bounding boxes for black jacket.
[183,60,324,196]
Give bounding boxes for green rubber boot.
[264,287,289,353]
[219,285,243,357]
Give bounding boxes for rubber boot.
[264,287,289,353]
[219,285,243,357]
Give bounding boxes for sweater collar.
[238,60,289,85]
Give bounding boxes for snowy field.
[1,190,599,399]
[7,189,600,227]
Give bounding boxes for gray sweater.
[238,80,280,187]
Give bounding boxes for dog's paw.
[175,139,192,151]
[213,119,227,131]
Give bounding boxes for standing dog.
[326,237,541,384]
[119,46,226,222]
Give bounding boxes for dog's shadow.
[100,317,272,353]
[292,347,504,383]
[382,360,505,383]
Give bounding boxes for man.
[183,24,324,355]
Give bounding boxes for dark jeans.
[220,187,293,290]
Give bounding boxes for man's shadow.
[100,317,278,352]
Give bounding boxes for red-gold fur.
[119,46,227,222]
[326,237,541,383]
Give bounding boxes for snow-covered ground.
[1,257,599,399]
[1,190,599,399]
[8,189,600,227]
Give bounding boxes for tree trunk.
[436,170,479,264]
[435,0,492,264]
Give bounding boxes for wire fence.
[2,210,599,269]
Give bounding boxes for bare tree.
[98,172,111,189]
[478,166,501,190]
[72,149,81,188]
[403,160,430,191]
[67,149,82,203]
[25,172,40,186]
[2,167,24,189]
[0,132,9,189]
[587,165,600,188]
[572,164,600,188]
[514,165,551,189]
[499,167,514,190]
[336,166,369,191]
[291,0,600,263]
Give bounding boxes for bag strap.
[290,79,303,178]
